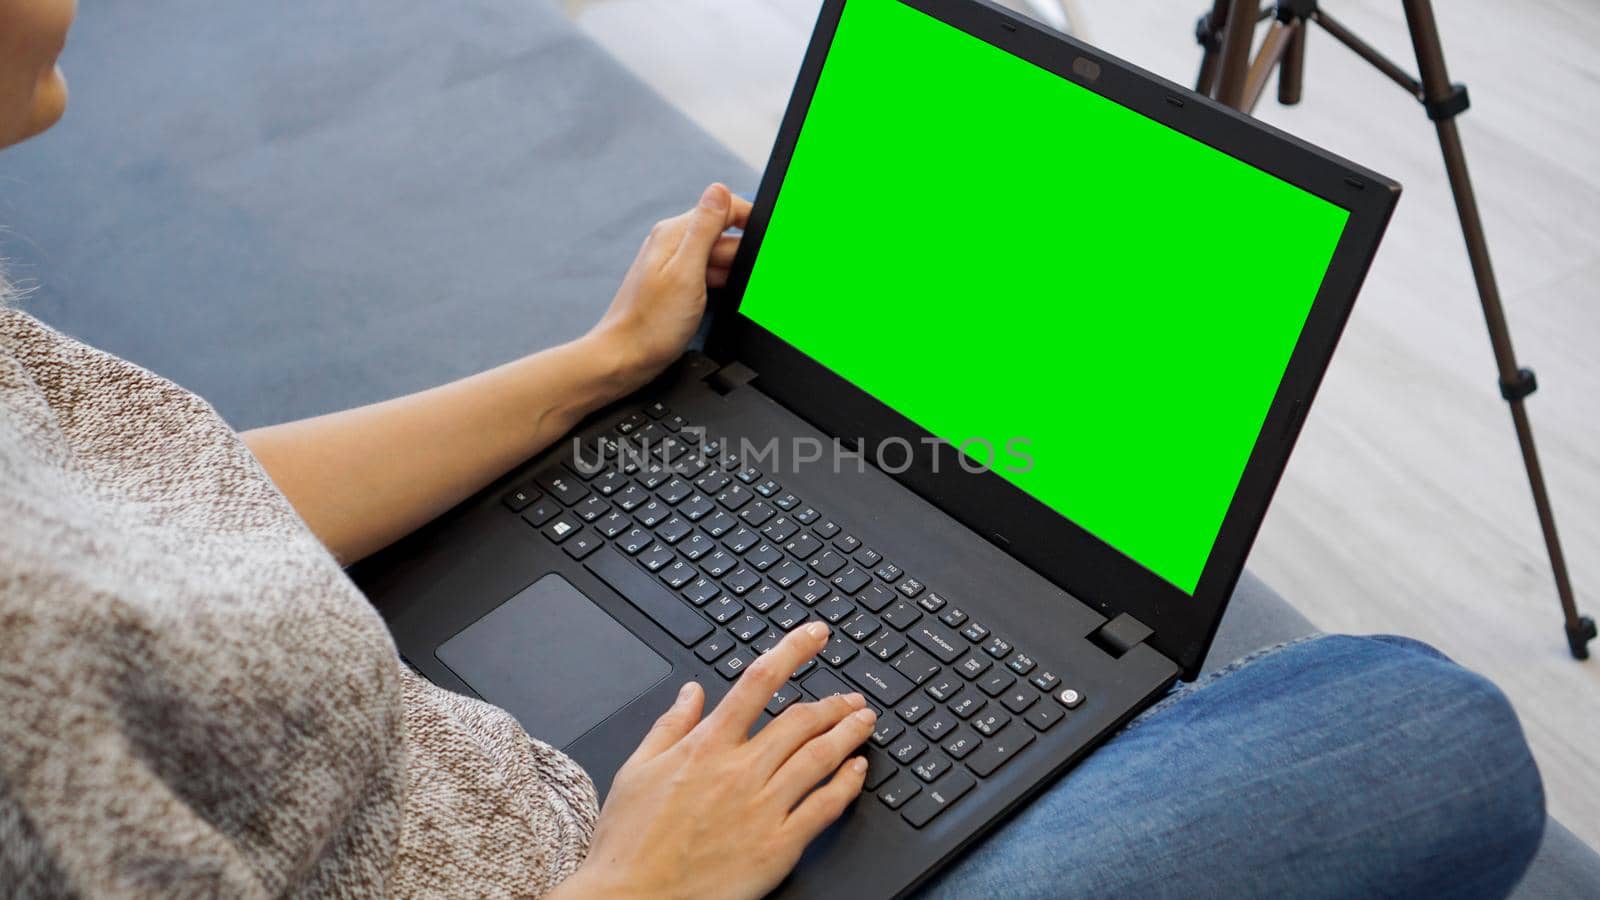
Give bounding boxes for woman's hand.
[585,183,753,396]
[551,622,876,900]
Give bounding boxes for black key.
[753,478,782,498]
[678,532,714,560]
[595,509,631,538]
[716,649,755,681]
[1001,687,1037,713]
[841,612,881,643]
[820,635,858,667]
[637,543,674,572]
[585,546,712,646]
[521,498,560,528]
[871,719,905,747]
[695,469,730,495]
[723,526,759,554]
[682,575,720,606]
[942,729,982,760]
[834,533,862,553]
[767,560,806,589]
[1025,702,1066,732]
[773,492,801,511]
[866,633,906,662]
[784,533,823,561]
[960,621,990,643]
[964,723,1035,777]
[814,519,841,539]
[502,485,541,511]
[815,595,856,624]
[1054,687,1086,709]
[634,498,670,528]
[654,435,689,465]
[541,514,582,544]
[592,470,628,497]
[895,578,925,599]
[701,549,736,577]
[877,772,921,810]
[896,695,935,724]
[874,562,904,583]
[882,601,923,631]
[1031,670,1061,692]
[677,493,715,521]
[739,502,776,527]
[700,509,737,537]
[802,667,853,701]
[696,632,735,663]
[971,710,1010,737]
[792,576,831,605]
[617,526,652,555]
[715,484,753,510]
[659,560,696,589]
[616,412,647,434]
[746,583,783,613]
[730,614,766,642]
[751,629,783,655]
[917,591,947,613]
[1007,653,1037,675]
[735,466,762,485]
[656,476,692,504]
[792,659,816,681]
[654,515,693,544]
[924,675,962,702]
[901,770,975,828]
[857,583,896,612]
[842,655,916,706]
[908,621,965,664]
[662,412,689,432]
[721,566,761,596]
[706,595,743,624]
[830,566,871,595]
[864,748,897,791]
[854,547,883,567]
[978,671,1016,698]
[771,601,809,631]
[760,515,800,543]
[949,693,986,720]
[955,653,992,680]
[766,682,803,716]
[613,483,649,512]
[892,647,941,686]
[670,453,708,481]
[794,506,820,524]
[939,607,969,628]
[563,531,602,560]
[537,472,589,506]
[887,735,928,765]
[910,753,952,783]
[644,400,671,419]
[744,542,782,570]
[983,636,1013,659]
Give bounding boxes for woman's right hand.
[550,621,877,900]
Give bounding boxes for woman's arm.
[244,185,750,563]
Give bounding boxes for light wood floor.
[566,0,1600,846]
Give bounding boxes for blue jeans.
[917,634,1545,899]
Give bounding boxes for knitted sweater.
[0,311,598,897]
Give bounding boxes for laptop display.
[738,0,1351,594]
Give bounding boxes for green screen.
[740,0,1349,593]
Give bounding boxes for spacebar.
[585,546,712,647]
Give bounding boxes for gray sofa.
[3,0,1595,894]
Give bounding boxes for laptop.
[353,0,1399,895]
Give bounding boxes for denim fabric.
[919,634,1546,899]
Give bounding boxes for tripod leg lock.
[1195,12,1221,51]
[1275,0,1317,24]
[1499,367,1539,403]
[1424,83,1471,121]
[1567,615,1596,661]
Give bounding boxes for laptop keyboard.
[501,401,1089,829]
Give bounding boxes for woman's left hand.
[586,183,752,392]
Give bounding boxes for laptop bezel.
[705,0,1399,678]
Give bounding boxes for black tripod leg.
[1400,0,1593,658]
[1195,0,1232,95]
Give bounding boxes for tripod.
[1192,0,1594,659]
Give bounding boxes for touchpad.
[436,574,670,749]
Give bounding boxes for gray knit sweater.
[0,311,598,897]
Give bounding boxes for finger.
[707,269,730,289]
[671,183,735,263]
[769,706,877,801]
[728,192,753,231]
[625,681,704,765]
[784,755,869,841]
[703,621,829,741]
[709,234,742,269]
[749,691,865,774]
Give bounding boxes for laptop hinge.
[706,360,759,396]
[1089,613,1154,659]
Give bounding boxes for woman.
[0,1,1548,897]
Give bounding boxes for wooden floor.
[566,0,1600,846]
